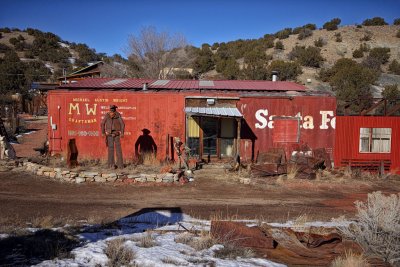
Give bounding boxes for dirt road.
[1,167,399,225]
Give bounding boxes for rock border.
[23,162,184,184]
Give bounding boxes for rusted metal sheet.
[59,78,307,92]
[48,89,337,164]
[334,116,400,174]
[238,96,336,162]
[47,90,186,160]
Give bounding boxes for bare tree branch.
[126,26,192,79]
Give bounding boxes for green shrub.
[353,49,364,58]
[334,32,342,42]
[293,24,316,34]
[360,31,372,41]
[275,28,292,39]
[368,47,390,64]
[314,37,326,47]
[211,42,219,50]
[388,60,400,75]
[298,28,313,40]
[275,40,284,50]
[323,18,341,31]
[323,58,378,113]
[267,60,302,81]
[9,37,19,46]
[394,18,400,25]
[382,84,400,101]
[0,27,11,33]
[362,56,383,72]
[362,17,388,26]
[0,43,10,53]
[289,46,324,67]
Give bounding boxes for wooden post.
[236,118,241,159]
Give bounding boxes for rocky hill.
[0,28,125,85]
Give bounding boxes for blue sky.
[1,0,399,56]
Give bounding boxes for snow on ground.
[23,209,349,266]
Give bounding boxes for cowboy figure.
[101,105,125,169]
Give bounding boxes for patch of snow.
[58,42,70,48]
[68,57,76,64]
[45,63,55,74]
[0,234,9,239]
[29,209,353,267]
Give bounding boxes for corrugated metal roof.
[199,80,214,87]
[185,107,243,118]
[151,80,170,86]
[58,78,307,92]
[103,78,128,85]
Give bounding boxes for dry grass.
[142,153,160,166]
[105,238,135,267]
[210,211,239,222]
[175,231,217,251]
[174,232,194,245]
[287,164,299,180]
[214,243,255,259]
[293,213,311,227]
[161,257,183,265]
[30,215,68,228]
[191,231,217,251]
[331,251,370,267]
[131,231,158,248]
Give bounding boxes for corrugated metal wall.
[238,96,337,161]
[48,90,337,164]
[48,90,185,161]
[334,116,400,173]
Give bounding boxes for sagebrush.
[338,191,400,265]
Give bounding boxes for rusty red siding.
[48,89,337,163]
[238,96,337,161]
[334,116,400,173]
[48,90,186,160]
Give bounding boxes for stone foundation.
[23,162,186,184]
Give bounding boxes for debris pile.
[251,147,331,179]
[210,221,375,266]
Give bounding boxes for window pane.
[359,128,371,152]
[221,139,234,157]
[187,117,200,138]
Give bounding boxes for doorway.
[186,116,237,160]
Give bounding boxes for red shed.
[47,78,336,163]
[334,116,400,174]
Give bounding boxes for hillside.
[197,24,400,89]
[0,28,125,87]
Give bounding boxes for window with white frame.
[359,128,391,153]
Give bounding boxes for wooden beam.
[386,103,400,116]
[236,118,241,158]
[360,99,385,116]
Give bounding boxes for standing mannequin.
[101,105,125,169]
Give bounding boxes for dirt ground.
[1,115,400,226]
[1,167,400,226]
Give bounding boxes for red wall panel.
[237,96,337,161]
[48,90,186,161]
[334,116,400,173]
[48,91,337,164]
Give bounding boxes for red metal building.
[47,78,336,163]
[334,116,400,174]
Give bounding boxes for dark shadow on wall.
[240,120,257,161]
[134,128,157,158]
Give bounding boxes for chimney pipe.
[271,71,278,82]
[143,82,148,91]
